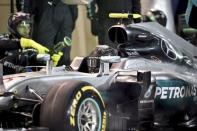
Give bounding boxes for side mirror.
[98,56,120,76]
[61,0,93,5]
[36,54,50,62]
[100,56,121,63]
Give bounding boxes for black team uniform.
[88,0,141,48]
[0,34,22,74]
[16,0,78,66]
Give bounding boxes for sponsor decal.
[140,100,154,104]
[3,61,16,70]
[102,112,107,131]
[3,76,25,83]
[144,85,154,98]
[70,85,106,129]
[82,86,105,107]
[70,91,82,126]
[155,86,197,99]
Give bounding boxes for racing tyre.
[40,80,106,131]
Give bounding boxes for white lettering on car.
[161,87,168,99]
[169,87,175,98]
[174,87,180,98]
[155,86,162,98]
[180,86,185,98]
[155,86,197,99]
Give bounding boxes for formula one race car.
[0,22,197,131]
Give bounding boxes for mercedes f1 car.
[0,22,196,131]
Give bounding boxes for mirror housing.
[98,56,120,76]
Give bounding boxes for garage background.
[0,0,175,60]
[0,0,98,60]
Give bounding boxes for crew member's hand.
[20,38,49,54]
[51,52,63,66]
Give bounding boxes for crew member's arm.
[0,38,49,54]
[20,38,49,54]
[86,0,100,36]
[0,38,20,51]
[132,0,141,23]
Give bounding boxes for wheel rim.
[77,98,102,131]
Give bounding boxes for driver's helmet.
[145,9,167,27]
[87,45,118,73]
[7,12,32,38]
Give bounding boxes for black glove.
[86,1,100,35]
[86,1,96,20]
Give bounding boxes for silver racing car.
[0,22,196,131]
